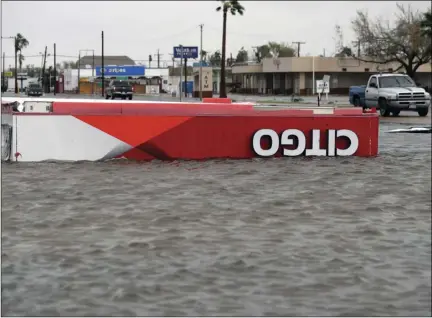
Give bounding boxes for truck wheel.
[392,110,400,116]
[128,96,133,100]
[418,108,429,117]
[379,99,390,117]
[105,94,109,99]
[111,95,115,100]
[353,96,360,107]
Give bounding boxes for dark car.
[105,80,133,100]
[27,83,43,97]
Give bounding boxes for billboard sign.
[173,46,199,59]
[95,65,145,77]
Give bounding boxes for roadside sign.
[173,46,199,59]
[95,65,145,77]
[316,80,330,94]
[3,71,13,77]
[17,72,28,76]
[193,62,208,67]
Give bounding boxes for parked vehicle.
[349,73,431,117]
[105,80,133,100]
[26,83,43,97]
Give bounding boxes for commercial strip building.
[231,57,432,95]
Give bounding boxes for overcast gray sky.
[1,0,431,67]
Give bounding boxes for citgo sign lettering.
[252,129,359,157]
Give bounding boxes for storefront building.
[231,57,432,95]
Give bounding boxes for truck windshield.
[379,76,416,88]
[29,84,40,88]
[112,81,130,86]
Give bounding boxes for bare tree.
[351,4,431,78]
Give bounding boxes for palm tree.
[216,0,244,98]
[14,33,29,93]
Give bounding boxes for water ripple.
[2,124,431,316]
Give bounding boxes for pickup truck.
[349,73,431,117]
[26,83,43,97]
[105,80,133,100]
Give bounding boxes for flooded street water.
[2,122,431,316]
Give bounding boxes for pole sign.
[95,65,145,77]
[173,46,199,59]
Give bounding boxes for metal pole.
[101,31,105,97]
[179,45,183,102]
[184,58,188,98]
[199,24,204,101]
[53,43,56,95]
[92,50,95,95]
[2,52,5,91]
[39,54,43,82]
[312,55,315,95]
[78,53,81,94]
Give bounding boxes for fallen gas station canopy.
[1,98,379,162]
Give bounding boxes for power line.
[205,25,279,38]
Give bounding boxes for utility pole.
[148,55,152,68]
[53,43,56,95]
[1,36,14,92]
[2,52,4,85]
[14,37,18,94]
[101,31,105,97]
[77,52,81,94]
[154,49,163,68]
[199,23,204,100]
[352,40,360,57]
[292,41,306,57]
[169,53,175,68]
[184,57,188,98]
[2,52,5,91]
[41,46,47,93]
[92,51,95,95]
[179,45,183,101]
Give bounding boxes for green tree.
[201,50,208,63]
[351,4,431,78]
[209,50,222,67]
[216,0,245,98]
[254,45,271,62]
[420,10,432,38]
[14,33,29,93]
[335,46,353,57]
[235,46,248,62]
[254,42,295,62]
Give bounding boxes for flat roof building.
[231,57,431,95]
